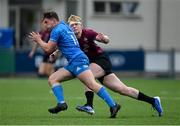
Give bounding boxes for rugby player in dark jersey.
[29,28,55,77]
[67,15,163,117]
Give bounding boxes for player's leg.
[103,73,163,116]
[102,73,139,98]
[44,62,55,76]
[81,58,110,106]
[77,54,111,112]
[84,63,105,106]
[38,54,50,77]
[89,63,106,78]
[76,63,105,114]
[72,54,120,117]
[77,69,120,118]
[38,62,47,77]
[80,63,105,105]
[48,67,73,114]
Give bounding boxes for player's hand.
[29,32,41,43]
[96,33,109,44]
[49,51,59,63]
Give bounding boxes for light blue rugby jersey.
[49,20,84,63]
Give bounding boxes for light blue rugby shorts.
[64,54,89,76]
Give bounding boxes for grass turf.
[0,77,180,125]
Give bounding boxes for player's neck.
[76,31,82,39]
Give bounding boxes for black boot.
[48,102,68,114]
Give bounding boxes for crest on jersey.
[84,37,88,42]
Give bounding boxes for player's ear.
[52,18,56,24]
[80,23,83,28]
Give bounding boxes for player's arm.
[28,43,38,58]
[95,33,110,44]
[29,31,56,55]
[49,49,61,63]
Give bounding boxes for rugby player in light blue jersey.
[29,11,120,118]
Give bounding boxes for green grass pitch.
[0,77,180,125]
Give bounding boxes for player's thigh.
[49,67,73,83]
[44,63,55,75]
[77,69,102,92]
[38,62,46,73]
[103,73,127,92]
[89,63,105,78]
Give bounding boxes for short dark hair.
[43,11,59,21]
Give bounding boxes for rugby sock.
[52,83,65,103]
[138,92,155,105]
[85,91,94,107]
[97,87,116,107]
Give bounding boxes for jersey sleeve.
[49,28,61,43]
[85,29,98,40]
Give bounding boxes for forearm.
[29,43,38,58]
[31,43,38,53]
[36,40,53,54]
[96,33,110,44]
[29,32,55,54]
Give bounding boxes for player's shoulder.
[51,23,64,35]
[83,28,97,35]
[83,28,95,32]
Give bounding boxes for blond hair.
[68,15,82,24]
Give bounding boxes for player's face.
[41,18,55,31]
[69,22,82,35]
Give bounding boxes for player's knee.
[85,82,97,91]
[48,75,57,86]
[85,83,94,90]
[48,76,53,86]
[90,82,103,93]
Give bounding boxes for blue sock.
[52,83,65,103]
[97,87,116,107]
